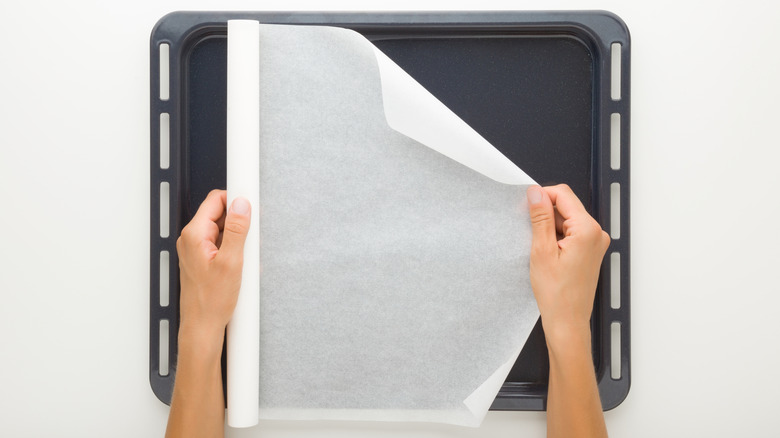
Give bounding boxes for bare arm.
[165,190,251,438]
[526,184,610,438]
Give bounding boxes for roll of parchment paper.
[225,19,261,428]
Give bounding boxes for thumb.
[527,186,557,256]
[219,197,251,261]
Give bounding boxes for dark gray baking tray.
[149,10,631,412]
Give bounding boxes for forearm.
[165,325,226,438]
[545,325,607,438]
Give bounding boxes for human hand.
[526,184,610,349]
[176,190,252,341]
[167,190,250,438]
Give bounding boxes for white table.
[1,1,778,436]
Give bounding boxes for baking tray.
[149,10,631,412]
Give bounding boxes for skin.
[527,184,610,438]
[165,190,251,438]
[166,184,609,438]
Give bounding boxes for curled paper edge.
[371,40,537,426]
[371,46,536,186]
[462,346,525,426]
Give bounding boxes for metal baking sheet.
[149,10,631,412]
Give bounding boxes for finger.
[178,218,218,248]
[544,184,588,221]
[217,197,252,264]
[215,211,227,231]
[204,221,221,244]
[553,206,565,236]
[192,190,228,225]
[183,220,221,247]
[527,185,558,256]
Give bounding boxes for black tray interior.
[150,11,631,412]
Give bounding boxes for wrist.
[543,320,592,358]
[177,321,226,359]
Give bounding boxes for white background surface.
[1,0,778,436]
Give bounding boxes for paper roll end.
[227,410,259,428]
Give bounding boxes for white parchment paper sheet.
[227,22,540,427]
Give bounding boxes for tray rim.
[149,10,631,414]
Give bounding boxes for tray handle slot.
[160,250,170,307]
[160,113,170,169]
[159,319,170,376]
[610,113,621,170]
[610,43,621,100]
[159,43,170,101]
[610,322,621,380]
[610,182,621,239]
[160,182,170,238]
[610,252,621,309]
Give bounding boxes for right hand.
[526,184,610,348]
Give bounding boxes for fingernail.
[527,186,543,205]
[231,197,250,215]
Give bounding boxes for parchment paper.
[226,22,540,428]
[226,20,261,428]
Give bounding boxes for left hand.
[176,189,252,338]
